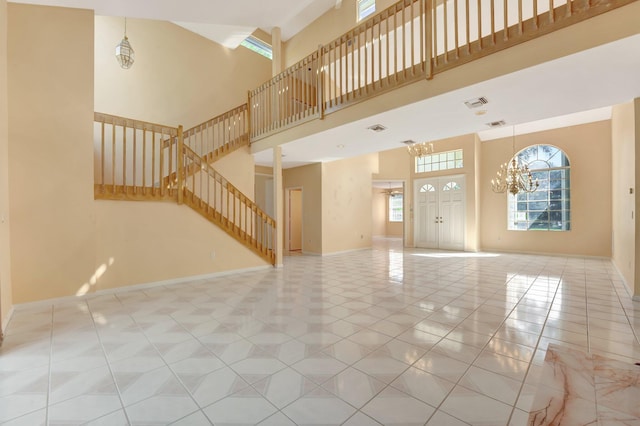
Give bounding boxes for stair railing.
[93,112,181,200]
[181,146,276,264]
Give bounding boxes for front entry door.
[414,176,465,250]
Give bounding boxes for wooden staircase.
[93,111,276,265]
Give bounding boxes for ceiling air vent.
[400,140,417,145]
[367,124,387,132]
[486,120,506,128]
[464,97,489,109]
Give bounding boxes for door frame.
[413,174,466,250]
[284,187,303,252]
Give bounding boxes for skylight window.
[357,0,376,21]
[240,36,273,60]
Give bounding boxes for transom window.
[415,149,463,174]
[357,0,376,21]
[420,184,435,192]
[389,194,403,222]
[508,145,571,231]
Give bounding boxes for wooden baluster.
[444,0,449,62]
[454,0,460,59]
[533,0,539,28]
[503,0,509,41]
[177,125,184,205]
[491,0,496,44]
[142,129,147,194]
[465,0,471,54]
[100,121,105,192]
[159,133,164,197]
[549,0,555,23]
[426,0,433,78]
[123,124,127,194]
[477,0,482,49]
[112,121,116,193]
[517,0,523,34]
[152,131,156,196]
[133,127,137,194]
[433,0,438,66]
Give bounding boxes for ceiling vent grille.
[486,120,506,128]
[367,124,387,132]
[464,97,489,109]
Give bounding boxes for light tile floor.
[1,238,639,425]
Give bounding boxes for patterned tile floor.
[1,238,639,425]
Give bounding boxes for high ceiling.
[8,0,640,170]
[7,0,340,46]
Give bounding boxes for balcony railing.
[249,0,633,141]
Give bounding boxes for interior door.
[414,176,465,250]
[415,180,439,248]
[438,177,465,250]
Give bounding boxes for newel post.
[177,125,184,205]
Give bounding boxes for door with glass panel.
[414,176,465,250]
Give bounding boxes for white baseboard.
[610,261,635,300]
[321,247,370,257]
[2,305,14,334]
[13,265,272,312]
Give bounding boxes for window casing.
[389,194,403,222]
[415,149,463,173]
[508,145,570,231]
[357,0,376,21]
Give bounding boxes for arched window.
[420,184,435,192]
[508,145,570,231]
[443,182,461,191]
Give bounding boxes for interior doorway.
[286,188,303,253]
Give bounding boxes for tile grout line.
[505,257,568,425]
[84,297,133,425]
[44,304,54,425]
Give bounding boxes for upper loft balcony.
[248,0,640,168]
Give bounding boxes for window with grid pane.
[415,149,463,173]
[389,194,403,222]
[508,145,570,231]
[357,0,376,21]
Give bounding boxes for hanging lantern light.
[115,18,135,69]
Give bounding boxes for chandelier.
[407,141,434,157]
[491,126,538,195]
[115,18,135,69]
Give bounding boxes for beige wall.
[410,134,479,250]
[95,16,272,128]
[372,189,386,236]
[322,153,378,254]
[0,0,12,331]
[611,102,635,294]
[8,4,97,303]
[283,163,322,254]
[481,121,612,257]
[93,202,266,293]
[284,0,396,67]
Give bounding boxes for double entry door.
[414,175,465,250]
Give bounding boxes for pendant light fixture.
[491,125,539,195]
[115,18,135,69]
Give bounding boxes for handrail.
[93,113,276,265]
[247,0,633,141]
[93,112,180,200]
[183,104,249,160]
[249,51,323,140]
[182,146,276,263]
